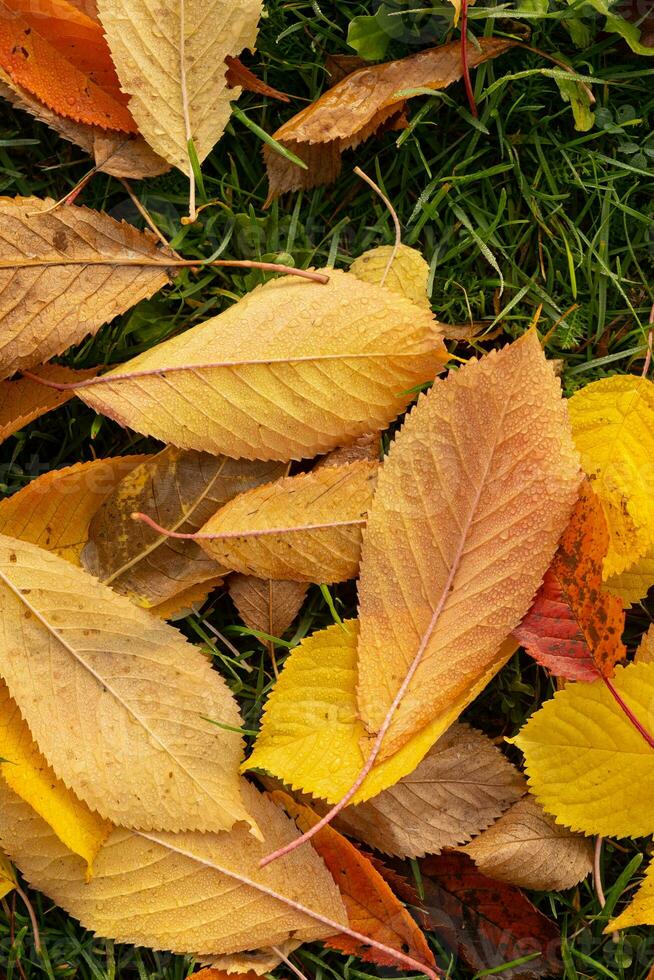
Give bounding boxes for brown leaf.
[224,56,290,102]
[636,625,654,664]
[0,456,147,564]
[229,575,308,641]
[463,795,594,891]
[421,852,562,978]
[272,791,436,972]
[0,364,99,442]
[0,197,174,379]
[83,448,283,610]
[264,39,513,200]
[331,723,526,859]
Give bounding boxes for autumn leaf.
[0,456,147,564]
[151,460,379,583]
[0,533,253,834]
[606,546,654,607]
[0,0,136,131]
[636,625,654,664]
[83,447,283,609]
[229,575,308,646]
[463,795,594,891]
[0,364,99,443]
[514,481,627,682]
[0,777,348,955]
[271,790,436,971]
[350,244,431,309]
[420,852,562,978]
[569,374,654,577]
[245,619,517,805]
[152,576,225,622]
[0,197,175,379]
[356,331,581,761]
[264,39,512,200]
[77,269,446,460]
[96,0,263,192]
[608,860,654,931]
[224,56,290,103]
[0,851,16,901]
[0,680,111,869]
[511,660,654,837]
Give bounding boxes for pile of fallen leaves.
[0,2,653,979]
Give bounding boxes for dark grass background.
[1,1,654,977]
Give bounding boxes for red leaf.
[514,481,626,682]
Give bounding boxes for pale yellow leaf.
[608,859,654,931]
[356,332,581,759]
[512,661,654,838]
[0,456,147,565]
[0,365,99,443]
[349,245,431,309]
[569,375,654,577]
[0,680,111,869]
[245,619,517,804]
[0,533,253,835]
[463,795,593,890]
[0,197,174,379]
[96,0,263,173]
[229,575,308,640]
[83,447,283,608]
[78,269,446,460]
[196,461,379,582]
[0,777,346,955]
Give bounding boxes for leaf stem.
[0,257,328,283]
[460,0,478,118]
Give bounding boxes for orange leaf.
[271,791,436,972]
[0,0,136,131]
[514,481,626,681]
[224,56,290,103]
[0,364,98,443]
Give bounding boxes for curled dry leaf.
[0,0,135,131]
[0,197,175,379]
[356,331,581,761]
[245,620,517,805]
[229,574,308,642]
[78,269,446,460]
[512,661,654,838]
[187,460,379,583]
[420,852,562,979]
[96,0,263,174]
[224,56,290,103]
[463,795,594,891]
[83,447,283,609]
[569,374,654,578]
[350,245,431,309]
[0,777,347,956]
[0,534,253,834]
[272,791,436,971]
[0,680,111,869]
[0,455,147,564]
[264,39,513,200]
[514,481,627,682]
[0,364,99,443]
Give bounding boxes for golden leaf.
[0,456,147,565]
[0,681,111,869]
[350,245,431,309]
[0,364,98,443]
[463,795,593,890]
[0,197,174,379]
[0,777,347,955]
[194,460,379,582]
[83,447,283,609]
[356,332,581,759]
[0,851,16,900]
[78,269,446,460]
[608,860,654,931]
[0,533,253,834]
[96,0,263,174]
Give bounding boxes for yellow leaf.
[0,851,16,900]
[0,681,111,870]
[569,375,654,577]
[512,661,654,837]
[0,533,253,835]
[194,461,379,582]
[245,619,516,804]
[96,0,263,174]
[83,446,283,608]
[0,365,99,443]
[350,245,431,309]
[356,331,581,759]
[608,859,654,931]
[606,547,654,606]
[0,777,347,955]
[0,197,174,379]
[78,269,446,461]
[0,456,147,565]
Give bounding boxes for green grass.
[1,1,654,977]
